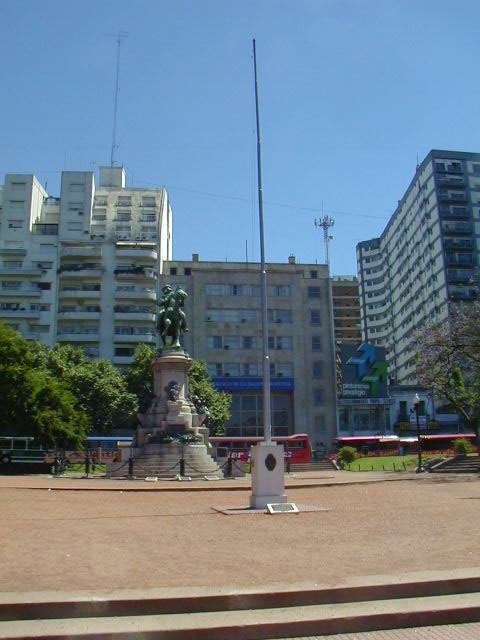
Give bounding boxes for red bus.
[209,433,312,464]
[334,433,477,457]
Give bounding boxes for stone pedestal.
[250,443,287,509]
[136,349,204,446]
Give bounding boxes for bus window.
[0,438,12,449]
[13,439,27,450]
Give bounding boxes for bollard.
[85,454,91,478]
[286,456,291,474]
[53,455,59,476]
[179,457,185,477]
[226,456,233,478]
[128,456,134,477]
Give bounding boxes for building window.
[275,309,292,324]
[206,284,226,296]
[242,336,257,350]
[117,196,131,206]
[69,184,84,192]
[184,268,191,275]
[310,270,318,279]
[312,336,322,351]
[308,286,321,299]
[169,267,177,275]
[313,388,324,406]
[8,220,23,229]
[276,363,293,377]
[224,336,240,349]
[243,363,259,376]
[312,361,323,379]
[207,363,223,377]
[310,310,321,326]
[36,282,51,290]
[224,363,240,376]
[207,335,222,349]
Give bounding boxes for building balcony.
[59,269,102,278]
[114,312,156,322]
[114,333,156,343]
[438,191,467,203]
[115,289,157,301]
[0,309,40,319]
[446,255,473,267]
[444,239,473,250]
[439,206,470,219]
[0,267,43,276]
[0,289,41,297]
[115,269,157,281]
[57,332,100,342]
[57,311,101,321]
[442,223,472,235]
[449,289,477,300]
[61,246,102,258]
[59,289,101,299]
[0,248,27,256]
[115,247,158,260]
[436,175,465,187]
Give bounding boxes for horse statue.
[157,285,188,349]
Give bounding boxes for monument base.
[250,442,287,509]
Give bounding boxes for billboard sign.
[339,343,388,399]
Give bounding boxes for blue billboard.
[212,377,294,392]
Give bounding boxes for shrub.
[336,446,357,465]
[398,422,411,431]
[452,438,472,456]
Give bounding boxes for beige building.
[0,167,172,361]
[331,276,361,344]
[163,256,337,449]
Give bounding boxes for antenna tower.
[314,215,335,266]
[110,31,128,167]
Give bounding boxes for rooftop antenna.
[110,31,128,167]
[314,214,334,267]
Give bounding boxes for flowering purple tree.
[414,301,480,443]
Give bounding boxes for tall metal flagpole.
[253,39,272,444]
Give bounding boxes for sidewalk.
[281,622,480,639]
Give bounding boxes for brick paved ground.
[280,622,480,639]
[0,472,479,594]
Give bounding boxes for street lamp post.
[413,393,424,473]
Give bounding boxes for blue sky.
[2,0,480,274]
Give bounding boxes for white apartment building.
[163,256,337,449]
[357,150,480,385]
[0,167,172,362]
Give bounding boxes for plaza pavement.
[0,470,479,638]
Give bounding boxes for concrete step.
[1,577,479,639]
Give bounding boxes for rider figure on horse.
[157,285,188,349]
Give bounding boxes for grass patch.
[345,455,443,472]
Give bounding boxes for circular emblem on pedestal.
[265,453,277,471]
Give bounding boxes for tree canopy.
[30,342,138,434]
[415,301,480,439]
[0,325,89,448]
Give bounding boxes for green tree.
[188,360,231,436]
[30,343,138,434]
[124,344,156,411]
[0,325,88,447]
[415,301,480,443]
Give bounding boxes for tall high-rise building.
[357,150,480,385]
[0,167,172,362]
[331,276,361,344]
